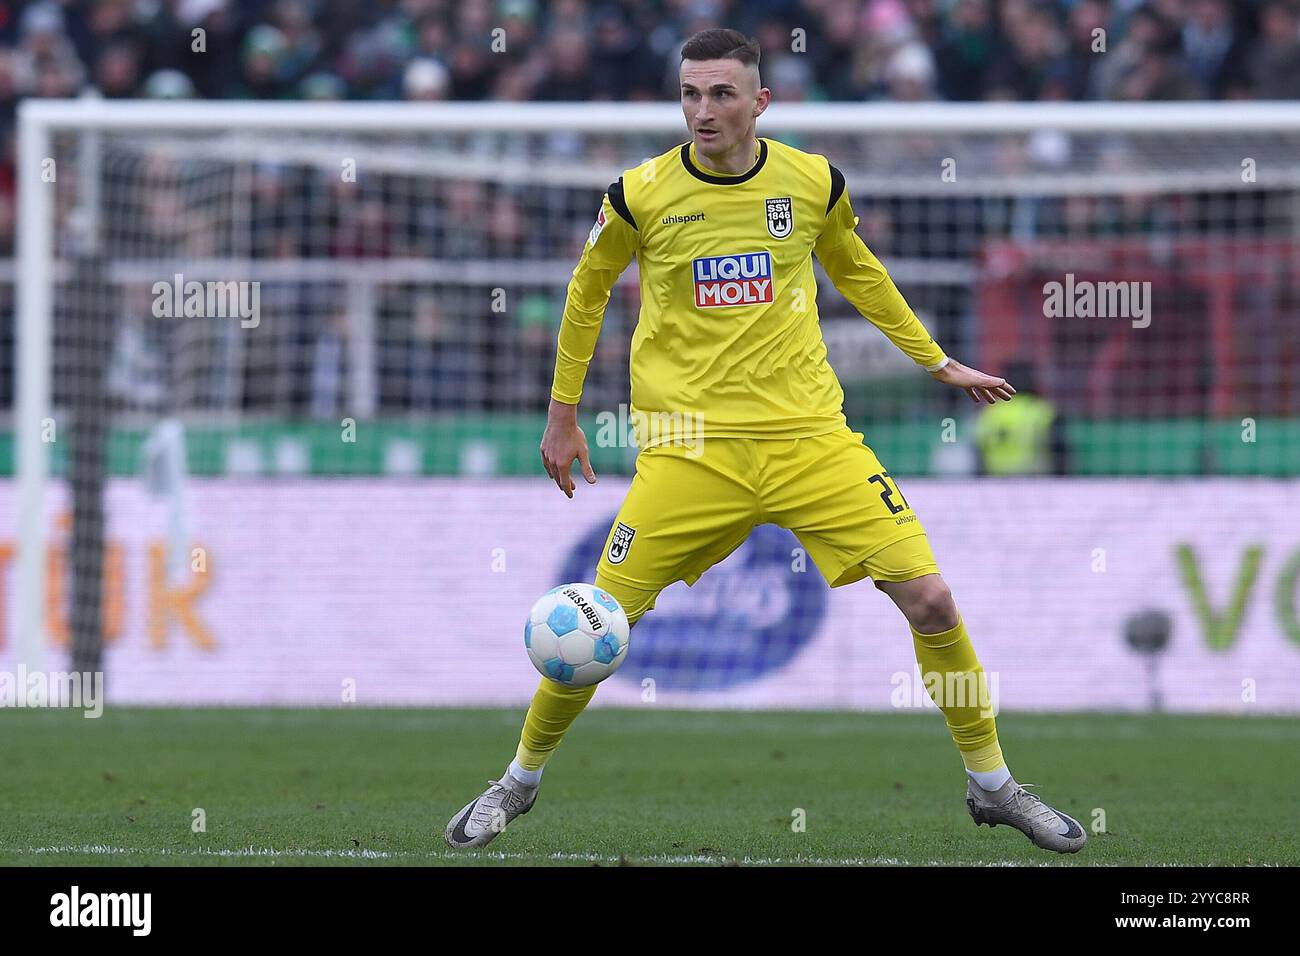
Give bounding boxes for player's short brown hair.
[680,28,761,69]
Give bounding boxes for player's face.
[680,59,769,159]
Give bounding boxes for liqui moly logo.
[692,252,773,308]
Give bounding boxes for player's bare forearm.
[929,358,1017,404]
[540,397,596,498]
[547,396,578,425]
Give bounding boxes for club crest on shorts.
[765,196,793,239]
[607,521,636,565]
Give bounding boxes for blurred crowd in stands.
[0,0,1294,256]
[0,0,1295,114]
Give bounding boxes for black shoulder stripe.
[606,177,637,230]
[826,163,846,216]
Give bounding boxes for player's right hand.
[540,418,597,499]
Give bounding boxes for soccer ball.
[524,583,630,687]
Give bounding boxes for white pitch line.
[15,844,402,860]
[7,844,1068,866]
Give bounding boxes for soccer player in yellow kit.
[446,28,1086,855]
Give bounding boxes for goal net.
[10,101,1300,708]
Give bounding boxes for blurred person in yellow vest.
[974,361,1071,475]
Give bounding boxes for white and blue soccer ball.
[524,583,630,687]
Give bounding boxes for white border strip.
[19,99,1300,134]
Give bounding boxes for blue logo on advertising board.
[557,517,827,691]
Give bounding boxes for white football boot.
[966,777,1087,854]
[444,769,539,849]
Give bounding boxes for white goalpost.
[12,98,1300,679]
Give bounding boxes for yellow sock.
[910,616,1006,774]
[514,678,598,771]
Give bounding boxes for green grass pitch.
[0,707,1294,866]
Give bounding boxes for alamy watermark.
[1043,273,1151,329]
[50,886,150,935]
[891,665,999,718]
[152,273,260,328]
[0,666,104,718]
[594,404,706,458]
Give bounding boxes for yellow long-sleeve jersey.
[551,136,948,447]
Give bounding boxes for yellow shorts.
[594,427,938,618]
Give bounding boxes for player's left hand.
[930,358,1016,404]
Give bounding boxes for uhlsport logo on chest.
[692,251,773,308]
